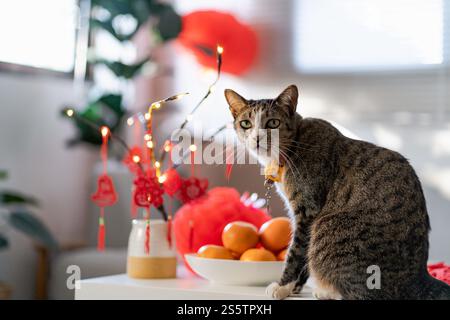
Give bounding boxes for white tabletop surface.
[75,266,315,300]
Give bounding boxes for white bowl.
[185,254,284,286]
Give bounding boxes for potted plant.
[0,170,58,299]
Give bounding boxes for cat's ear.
[276,85,298,115]
[225,89,248,118]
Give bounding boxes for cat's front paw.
[266,281,295,300]
[312,286,342,300]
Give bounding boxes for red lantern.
[178,10,258,75]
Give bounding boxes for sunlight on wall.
[373,125,403,151]
[0,0,77,72]
[294,0,444,72]
[424,166,450,200]
[432,128,450,157]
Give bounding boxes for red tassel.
[189,220,194,252]
[130,186,137,218]
[145,220,150,254]
[97,214,105,252]
[225,163,233,181]
[190,151,195,176]
[167,215,172,248]
[225,146,233,181]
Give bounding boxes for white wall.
[0,71,94,298]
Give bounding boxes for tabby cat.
[225,85,450,300]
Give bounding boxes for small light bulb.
[127,117,134,126]
[158,174,167,184]
[144,112,151,120]
[132,155,140,163]
[66,109,74,117]
[154,161,161,168]
[146,141,154,149]
[144,133,151,141]
[164,142,171,152]
[217,45,224,54]
[100,126,109,137]
[209,85,216,93]
[186,114,194,122]
[189,144,197,152]
[153,102,161,109]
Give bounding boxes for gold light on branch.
[189,144,197,152]
[100,126,110,138]
[158,45,224,165]
[127,117,135,126]
[148,92,190,113]
[132,155,141,163]
[66,108,75,117]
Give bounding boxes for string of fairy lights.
[63,45,229,220]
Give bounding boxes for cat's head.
[224,85,299,164]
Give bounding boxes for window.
[0,0,78,73]
[293,0,446,72]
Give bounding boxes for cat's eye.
[240,120,252,130]
[266,119,280,129]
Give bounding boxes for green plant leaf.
[0,191,39,207]
[0,233,8,249]
[98,94,125,116]
[8,211,58,250]
[61,94,126,147]
[90,17,137,42]
[0,170,7,180]
[95,59,149,79]
[92,0,136,17]
[152,4,182,41]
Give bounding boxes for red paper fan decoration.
[173,187,271,271]
[178,10,258,75]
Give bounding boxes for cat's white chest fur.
[274,182,294,218]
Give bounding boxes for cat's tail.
[410,273,450,300]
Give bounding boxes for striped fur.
[225,85,450,300]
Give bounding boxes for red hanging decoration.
[167,215,173,248]
[122,145,144,173]
[225,163,233,181]
[133,171,164,209]
[91,126,117,252]
[91,174,118,207]
[189,220,194,252]
[97,211,106,251]
[176,177,208,204]
[163,168,182,196]
[190,148,195,176]
[145,210,151,254]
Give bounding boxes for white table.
[75,266,315,300]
